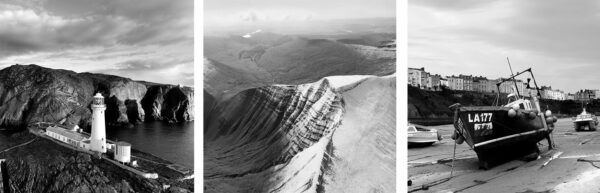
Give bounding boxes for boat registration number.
[474,122,493,131]
[468,113,494,136]
[468,113,493,123]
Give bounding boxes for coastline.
[0,128,193,192]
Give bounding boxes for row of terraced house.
[408,67,575,101]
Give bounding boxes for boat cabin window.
[408,126,417,132]
[505,99,534,111]
[416,127,429,132]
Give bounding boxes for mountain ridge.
[204,32,395,102]
[204,74,395,192]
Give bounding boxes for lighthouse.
[90,93,107,153]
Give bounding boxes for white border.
[398,0,408,192]
[194,0,203,191]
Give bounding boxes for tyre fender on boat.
[451,131,465,144]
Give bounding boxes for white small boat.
[408,124,442,146]
[573,108,598,131]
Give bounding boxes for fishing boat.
[573,108,598,131]
[450,66,558,169]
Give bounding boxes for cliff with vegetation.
[408,85,592,125]
[0,64,193,130]
[408,86,504,118]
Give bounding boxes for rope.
[550,132,556,149]
[450,139,457,177]
[408,140,459,193]
[577,158,600,169]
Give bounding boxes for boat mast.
[506,57,521,97]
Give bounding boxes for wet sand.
[409,118,600,192]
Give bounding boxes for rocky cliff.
[0,132,191,193]
[142,85,194,123]
[161,86,194,123]
[204,79,345,192]
[0,64,193,130]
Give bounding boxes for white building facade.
[447,76,464,90]
[408,67,430,89]
[46,126,86,148]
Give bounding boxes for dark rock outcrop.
[141,85,194,122]
[0,64,193,130]
[141,85,172,121]
[161,86,194,123]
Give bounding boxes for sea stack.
[90,93,107,153]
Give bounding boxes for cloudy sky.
[204,0,395,35]
[0,0,193,86]
[409,0,600,93]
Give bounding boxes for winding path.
[0,137,38,154]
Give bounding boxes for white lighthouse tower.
[90,93,107,153]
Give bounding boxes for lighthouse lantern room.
[90,93,107,153]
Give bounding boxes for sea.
[107,121,194,169]
[0,121,194,169]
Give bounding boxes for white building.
[427,74,442,91]
[440,78,449,88]
[90,93,107,153]
[46,126,87,148]
[473,77,496,93]
[497,78,525,94]
[541,88,566,100]
[459,75,474,91]
[447,76,464,90]
[114,141,132,163]
[408,67,429,89]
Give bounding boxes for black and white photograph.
[0,0,193,192]
[204,0,396,192]
[408,1,600,192]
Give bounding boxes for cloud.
[204,0,394,30]
[409,0,600,93]
[241,11,258,22]
[410,0,498,11]
[0,0,193,85]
